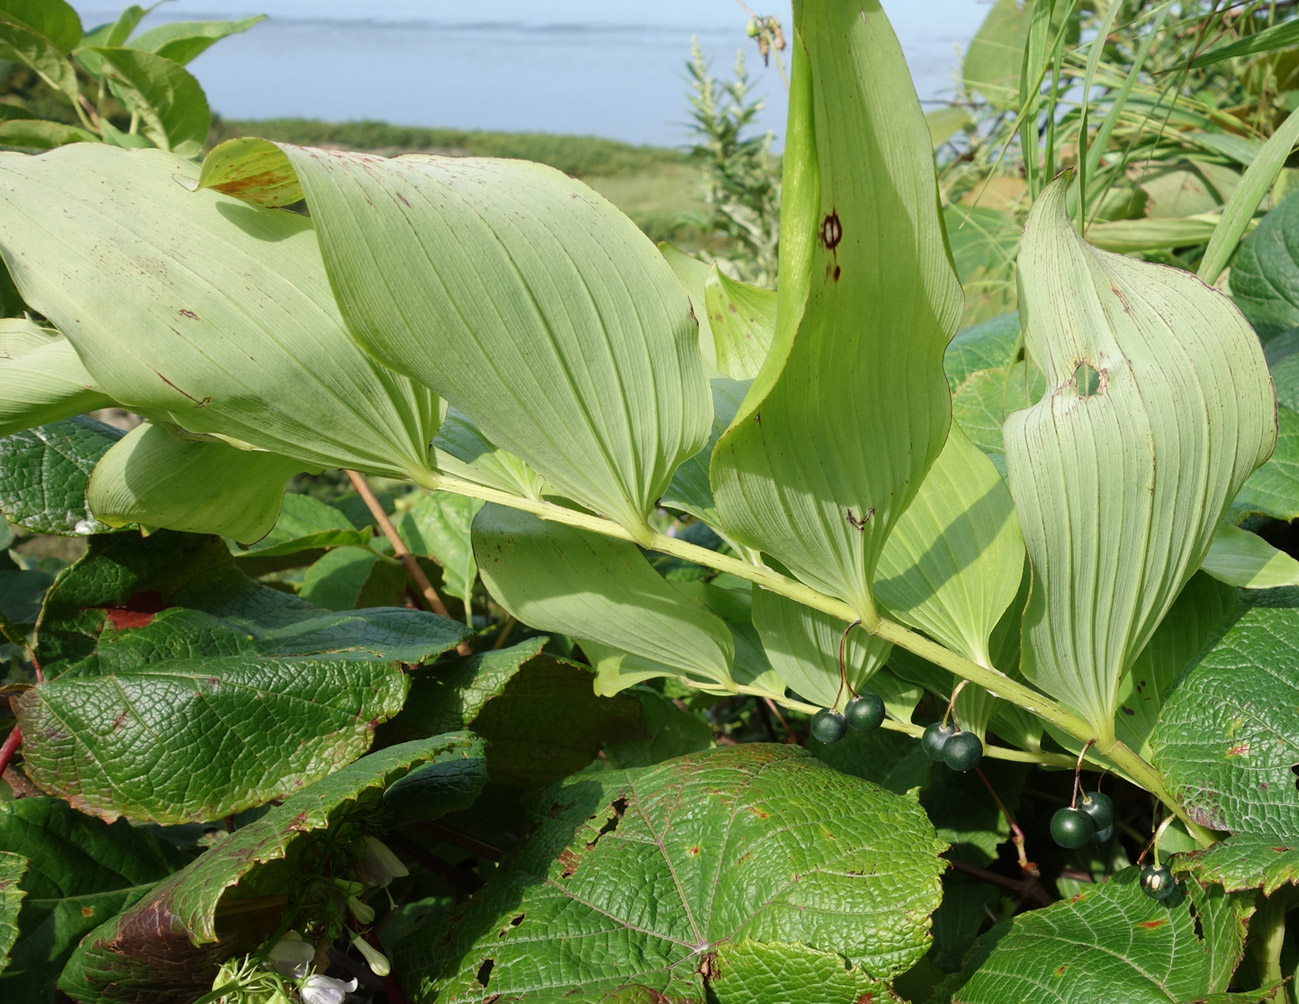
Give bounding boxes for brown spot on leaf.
[1138,919,1168,929]
[178,309,198,320]
[81,906,95,917]
[821,211,842,250]
[1226,742,1250,757]
[396,192,411,207]
[1054,965,1066,976]
[558,848,580,878]
[689,846,701,856]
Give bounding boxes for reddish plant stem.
[344,471,471,655]
[974,766,1038,877]
[762,697,797,743]
[944,855,1054,908]
[0,724,21,778]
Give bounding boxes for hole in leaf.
[1188,900,1204,942]
[510,913,524,927]
[586,796,627,850]
[1074,361,1104,396]
[1291,764,1298,793]
[476,958,494,987]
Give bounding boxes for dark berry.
[810,708,847,744]
[921,722,955,761]
[1077,791,1114,830]
[1050,807,1095,848]
[1092,824,1114,844]
[844,693,885,733]
[942,731,983,772]
[1140,864,1176,900]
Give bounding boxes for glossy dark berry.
[810,708,847,744]
[1077,791,1114,831]
[844,693,885,733]
[921,722,955,761]
[1140,864,1176,900]
[1092,824,1114,844]
[942,731,983,772]
[1050,807,1095,848]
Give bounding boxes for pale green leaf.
[927,106,973,148]
[1190,18,1299,67]
[199,139,712,542]
[875,424,1024,667]
[711,1,962,619]
[0,144,440,480]
[473,504,735,692]
[1004,175,1276,738]
[128,15,265,66]
[90,46,210,156]
[395,490,483,613]
[751,588,891,710]
[86,422,306,543]
[0,318,111,435]
[962,0,1034,110]
[1083,214,1222,253]
[432,405,547,500]
[704,265,775,380]
[1202,523,1299,589]
[660,376,747,527]
[659,241,718,369]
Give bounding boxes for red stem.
[0,725,22,778]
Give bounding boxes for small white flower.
[351,934,391,977]
[298,974,358,1004]
[267,932,315,979]
[357,835,409,888]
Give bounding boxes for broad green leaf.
[1202,523,1299,588]
[1173,836,1299,897]
[1,0,79,52]
[199,139,711,542]
[0,416,122,535]
[0,318,112,435]
[1264,327,1299,412]
[0,566,51,634]
[0,16,78,103]
[36,531,469,674]
[675,578,783,694]
[87,421,306,542]
[946,870,1255,1003]
[299,545,407,611]
[0,119,96,148]
[432,405,547,499]
[1231,190,1299,343]
[1082,215,1221,253]
[61,734,480,1004]
[0,797,185,1001]
[704,266,776,380]
[473,504,735,692]
[396,744,946,1001]
[0,850,22,976]
[128,15,265,66]
[1151,596,1299,892]
[80,3,147,48]
[943,312,1020,392]
[875,424,1024,667]
[710,940,895,1003]
[0,145,439,479]
[90,46,209,156]
[1138,161,1238,219]
[1113,572,1237,759]
[396,490,483,614]
[231,492,372,576]
[1003,175,1275,738]
[1230,405,1299,522]
[751,588,891,710]
[603,687,713,768]
[710,2,962,620]
[1190,18,1299,67]
[660,241,720,369]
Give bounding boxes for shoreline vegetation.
[212,116,712,249]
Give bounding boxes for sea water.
[74,1,987,150]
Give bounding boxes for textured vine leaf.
[945,203,1020,324]
[0,797,186,1001]
[35,530,469,674]
[0,317,112,435]
[943,312,1020,391]
[90,46,210,156]
[1003,175,1275,738]
[396,490,482,614]
[0,416,123,535]
[199,139,711,542]
[1113,572,1238,759]
[1201,523,1299,588]
[952,360,1044,475]
[60,734,480,1004]
[1150,595,1299,893]
[473,504,735,692]
[1230,405,1299,522]
[299,545,406,612]
[946,870,1255,1003]
[875,424,1024,667]
[709,0,962,619]
[751,588,891,709]
[1230,190,1299,343]
[0,850,23,977]
[383,636,645,786]
[709,940,897,1003]
[395,744,946,1002]
[0,144,440,480]
[87,422,306,543]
